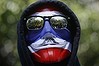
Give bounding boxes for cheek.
[55,29,71,42]
[25,30,42,44]
[32,48,71,64]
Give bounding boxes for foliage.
[0,0,99,66]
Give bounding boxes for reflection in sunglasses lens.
[26,17,44,30]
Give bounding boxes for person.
[17,0,81,66]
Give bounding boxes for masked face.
[25,9,71,64]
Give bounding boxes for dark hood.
[17,0,81,66]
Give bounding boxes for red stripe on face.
[35,4,59,12]
[32,48,71,64]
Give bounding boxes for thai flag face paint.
[28,37,71,53]
[26,10,71,64]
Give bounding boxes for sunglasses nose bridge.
[43,21,52,32]
[44,18,49,21]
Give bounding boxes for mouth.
[28,37,71,64]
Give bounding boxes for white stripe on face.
[32,11,63,16]
[28,37,71,53]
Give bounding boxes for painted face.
[25,9,71,64]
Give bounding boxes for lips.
[32,48,71,64]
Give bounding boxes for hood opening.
[17,0,81,66]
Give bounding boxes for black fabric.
[17,0,81,66]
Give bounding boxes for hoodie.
[17,0,81,66]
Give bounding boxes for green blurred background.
[0,0,99,66]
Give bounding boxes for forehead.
[31,11,62,16]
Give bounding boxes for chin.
[29,47,70,64]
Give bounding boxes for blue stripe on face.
[25,20,71,45]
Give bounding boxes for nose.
[42,32,55,39]
[44,21,52,32]
[40,21,58,38]
[41,21,56,33]
[42,33,59,44]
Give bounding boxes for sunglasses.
[26,15,68,30]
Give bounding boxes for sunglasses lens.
[26,17,44,30]
[50,16,67,29]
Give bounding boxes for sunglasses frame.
[25,15,69,30]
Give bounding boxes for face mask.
[25,10,72,64]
